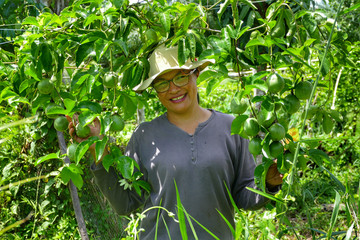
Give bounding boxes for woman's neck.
[166,106,212,134]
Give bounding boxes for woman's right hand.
[66,114,102,144]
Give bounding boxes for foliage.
[0,0,359,239]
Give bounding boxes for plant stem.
[286,0,346,196]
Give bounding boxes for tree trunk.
[56,131,89,240]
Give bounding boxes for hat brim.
[133,59,215,92]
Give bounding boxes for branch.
[57,131,89,240]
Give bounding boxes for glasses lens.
[173,75,189,87]
[153,81,169,93]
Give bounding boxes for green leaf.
[78,111,99,127]
[22,16,39,27]
[102,154,115,172]
[60,164,84,189]
[239,0,257,10]
[63,98,76,112]
[40,44,53,72]
[302,13,317,34]
[327,191,341,240]
[117,156,134,179]
[114,0,124,8]
[76,101,102,114]
[117,93,137,120]
[76,42,95,67]
[114,39,129,56]
[159,11,171,34]
[95,136,108,163]
[231,114,248,135]
[178,38,186,66]
[217,0,230,20]
[341,3,360,15]
[75,136,98,164]
[308,148,331,165]
[35,152,60,166]
[83,14,103,27]
[1,88,17,101]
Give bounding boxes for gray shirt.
[91,110,269,239]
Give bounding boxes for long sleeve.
[90,129,146,215]
[231,136,270,210]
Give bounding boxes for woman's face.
[154,69,199,116]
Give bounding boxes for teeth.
[172,95,184,101]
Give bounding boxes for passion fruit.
[284,94,301,114]
[67,143,78,161]
[38,79,54,95]
[230,98,248,114]
[269,141,284,158]
[248,137,262,155]
[103,72,117,88]
[266,73,285,94]
[76,123,90,138]
[268,123,286,141]
[243,118,260,137]
[295,81,312,100]
[54,116,68,132]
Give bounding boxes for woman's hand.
[266,161,283,188]
[66,114,102,143]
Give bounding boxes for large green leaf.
[60,163,84,189]
[40,43,53,72]
[76,42,95,67]
[35,152,60,166]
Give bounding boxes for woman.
[68,45,283,239]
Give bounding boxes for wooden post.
[56,131,89,240]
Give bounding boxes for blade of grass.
[182,208,198,240]
[174,181,188,240]
[186,214,221,240]
[246,187,285,204]
[327,191,341,240]
[216,209,235,237]
[162,216,172,240]
[287,0,346,196]
[344,222,354,240]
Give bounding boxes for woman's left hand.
[266,161,283,187]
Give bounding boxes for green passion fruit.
[110,115,125,132]
[76,123,90,138]
[284,94,301,114]
[269,123,286,141]
[54,116,68,132]
[295,81,313,100]
[248,137,262,155]
[145,28,158,43]
[230,98,248,114]
[38,79,54,95]
[269,141,284,158]
[266,73,285,94]
[243,118,260,137]
[103,72,117,88]
[258,110,275,128]
[67,143,78,161]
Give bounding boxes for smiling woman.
[68,44,283,240]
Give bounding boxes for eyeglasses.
[152,69,197,93]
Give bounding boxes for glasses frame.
[152,68,197,93]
